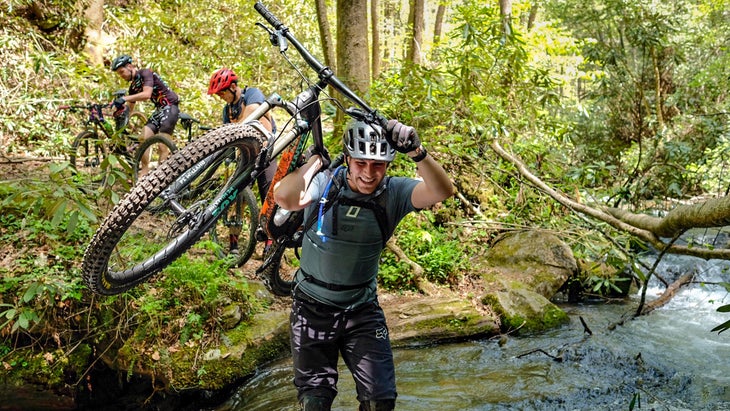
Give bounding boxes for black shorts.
[290,293,397,404]
[147,104,179,135]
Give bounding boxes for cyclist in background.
[273,119,454,411]
[111,54,180,177]
[208,67,277,199]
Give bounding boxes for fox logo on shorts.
[375,326,388,340]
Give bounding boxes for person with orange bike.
[111,54,180,177]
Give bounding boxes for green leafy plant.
[711,304,730,334]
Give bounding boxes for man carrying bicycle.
[274,120,454,411]
[111,54,180,177]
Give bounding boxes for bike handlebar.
[254,1,387,128]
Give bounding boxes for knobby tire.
[257,241,296,296]
[82,123,264,295]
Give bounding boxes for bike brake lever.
[256,22,286,51]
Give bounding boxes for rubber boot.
[359,399,396,411]
[299,395,333,411]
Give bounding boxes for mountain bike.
[132,112,261,266]
[61,89,147,189]
[82,1,394,296]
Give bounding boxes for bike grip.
[254,2,283,29]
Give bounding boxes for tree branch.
[386,238,438,296]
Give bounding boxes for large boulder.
[481,230,576,333]
[381,294,500,347]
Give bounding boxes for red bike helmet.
[207,68,238,95]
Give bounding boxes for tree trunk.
[84,0,106,66]
[335,0,370,138]
[499,0,513,37]
[315,0,336,71]
[526,3,538,31]
[489,137,730,260]
[433,2,446,47]
[406,0,424,65]
[371,0,381,78]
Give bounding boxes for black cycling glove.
[112,97,126,109]
[385,120,427,161]
[304,145,331,170]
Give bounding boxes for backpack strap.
[302,167,391,247]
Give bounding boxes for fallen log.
[639,272,694,316]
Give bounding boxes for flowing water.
[211,246,730,411]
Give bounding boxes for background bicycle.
[60,89,147,189]
[82,1,394,296]
[132,112,261,267]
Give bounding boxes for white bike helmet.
[343,120,395,162]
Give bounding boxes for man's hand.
[304,145,331,170]
[385,120,421,153]
[111,97,126,109]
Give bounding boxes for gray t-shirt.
[295,168,419,309]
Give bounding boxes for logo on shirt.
[375,326,388,340]
[345,206,361,218]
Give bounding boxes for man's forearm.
[273,155,326,211]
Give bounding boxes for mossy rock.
[382,295,500,346]
[482,284,569,334]
[110,310,289,391]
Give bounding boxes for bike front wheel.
[126,111,147,135]
[69,130,109,189]
[82,124,264,295]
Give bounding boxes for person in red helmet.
[208,68,276,199]
[208,68,278,258]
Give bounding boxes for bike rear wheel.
[82,124,264,295]
[133,133,178,181]
[69,130,109,189]
[257,240,297,296]
[209,186,259,267]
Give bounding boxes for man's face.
[114,66,133,81]
[215,88,236,104]
[346,157,388,194]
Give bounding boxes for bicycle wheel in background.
[209,186,259,267]
[132,133,178,181]
[82,124,264,295]
[69,130,109,189]
[126,111,147,135]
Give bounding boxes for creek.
[210,248,730,411]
